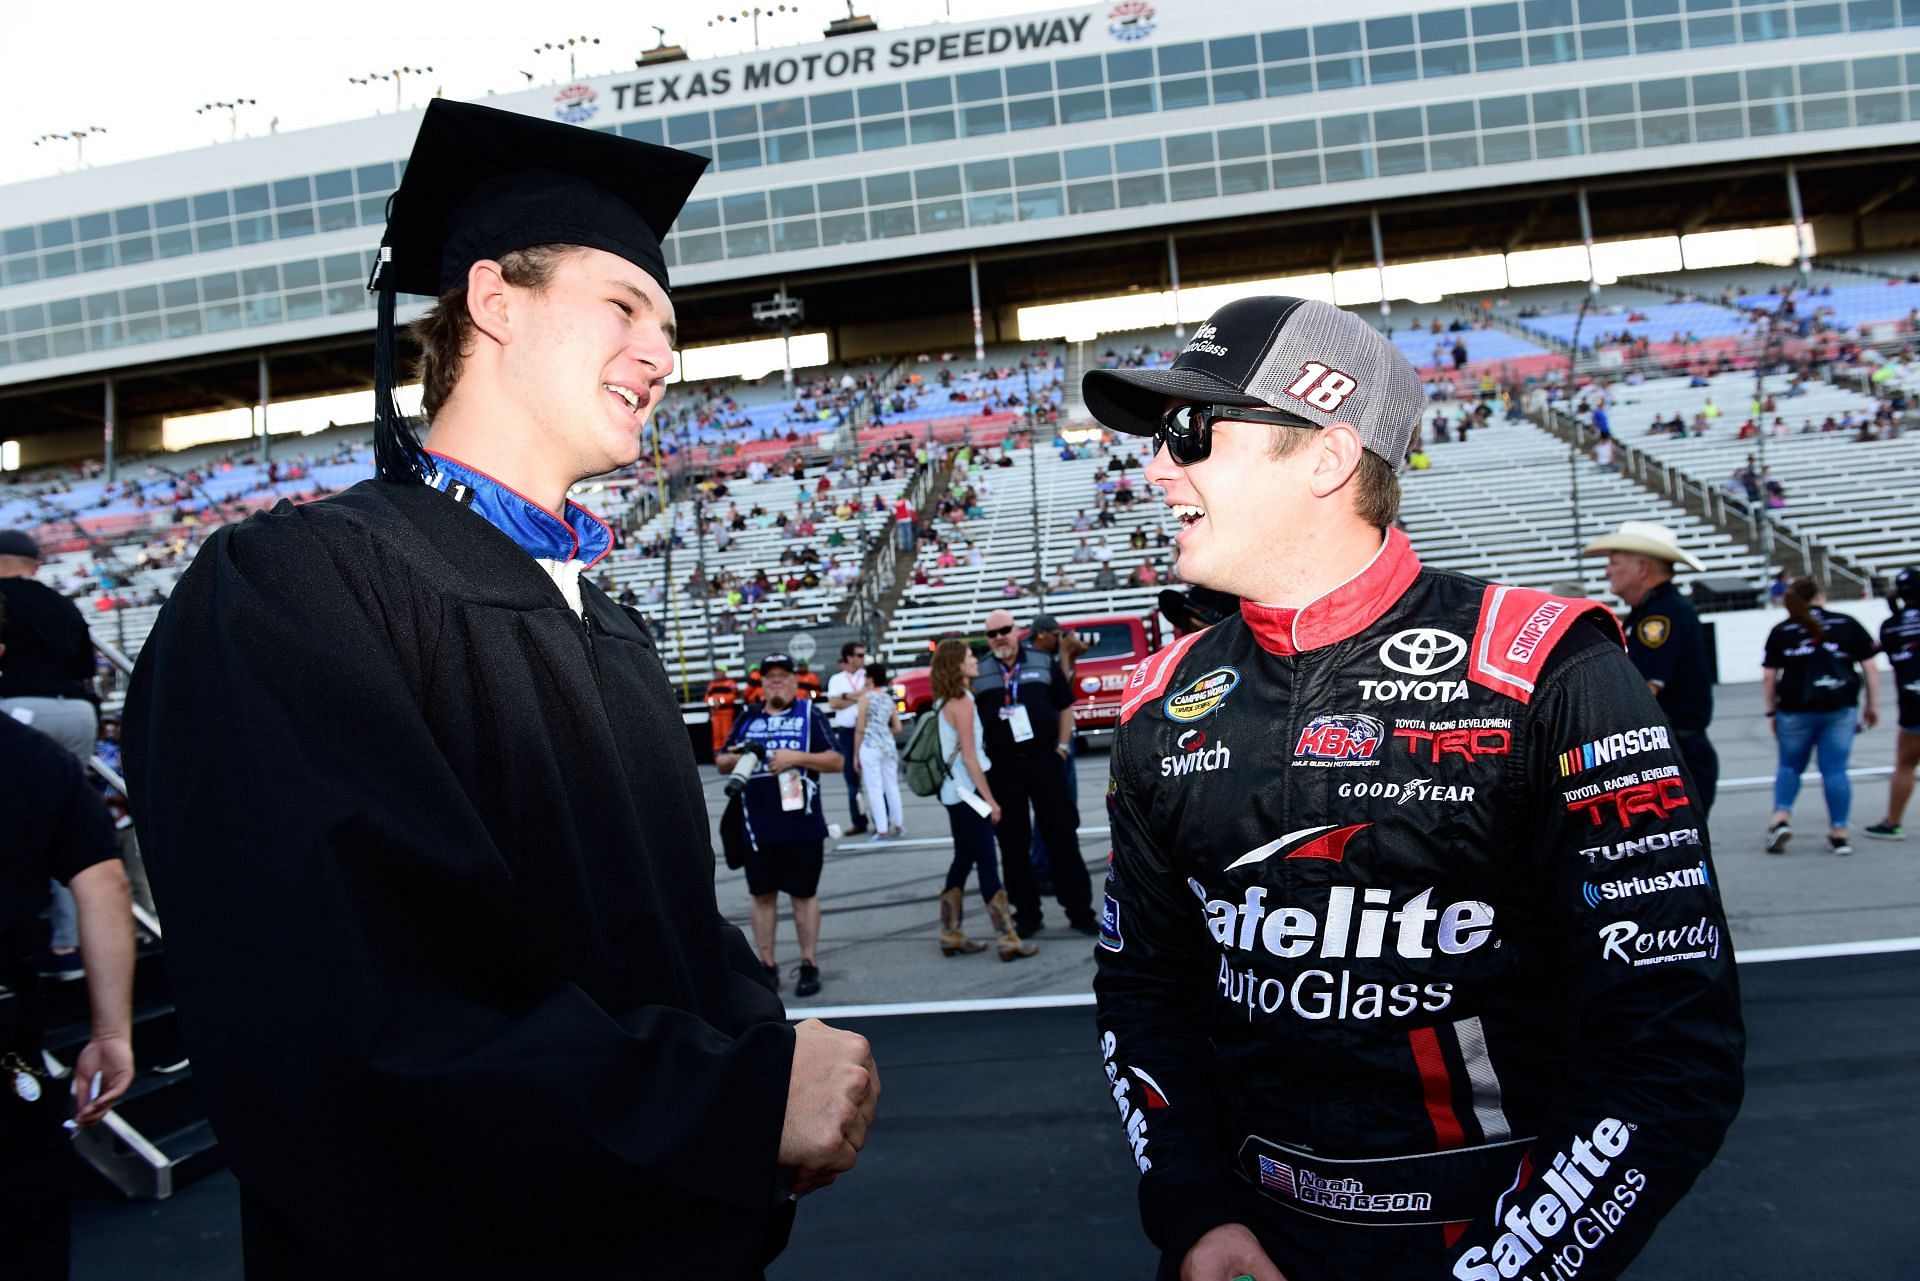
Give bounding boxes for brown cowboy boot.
[985,890,1038,962]
[939,887,988,956]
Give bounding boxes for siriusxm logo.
[1580,861,1709,908]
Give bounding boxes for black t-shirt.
[0,577,97,703]
[972,644,1075,757]
[1879,606,1920,727]
[0,713,120,960]
[1624,580,1714,734]
[1764,608,1876,712]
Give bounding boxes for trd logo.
[1392,726,1511,763]
[1566,777,1690,830]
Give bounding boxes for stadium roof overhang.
[4,141,1915,451]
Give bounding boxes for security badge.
[1636,616,1671,649]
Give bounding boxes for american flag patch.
[1257,1155,1296,1196]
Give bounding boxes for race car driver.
[1084,297,1745,1281]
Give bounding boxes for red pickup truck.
[891,612,1164,737]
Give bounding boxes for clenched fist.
[779,1019,881,1175]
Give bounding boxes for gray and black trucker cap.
[1081,296,1426,470]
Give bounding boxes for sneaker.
[1829,833,1853,856]
[1863,822,1904,841]
[888,827,907,839]
[1765,821,1791,854]
[794,962,822,997]
[844,822,870,837]
[762,963,781,992]
[36,950,85,982]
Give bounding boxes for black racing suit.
[1881,605,1920,732]
[1094,529,1744,1281]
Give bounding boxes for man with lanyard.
[0,529,102,982]
[1866,567,1920,840]
[1084,297,1742,1281]
[1583,522,1720,814]
[1,596,136,1280]
[124,101,877,1279]
[717,653,843,997]
[973,608,1098,938]
[825,641,871,836]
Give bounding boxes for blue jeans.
[944,800,1003,903]
[1774,708,1858,828]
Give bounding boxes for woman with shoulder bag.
[930,639,1035,961]
[1762,577,1881,855]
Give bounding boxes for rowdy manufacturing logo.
[1598,915,1721,967]
[1379,628,1467,676]
[553,83,599,124]
[1164,666,1240,722]
[1107,0,1157,42]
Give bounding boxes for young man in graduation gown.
[123,100,879,1280]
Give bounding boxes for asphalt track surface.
[71,678,1920,1278]
[70,949,1920,1279]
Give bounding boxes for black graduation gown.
[122,479,796,1280]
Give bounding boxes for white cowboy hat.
[1581,521,1706,572]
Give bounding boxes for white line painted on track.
[1720,766,1893,790]
[833,825,1111,853]
[1738,936,1920,964]
[792,936,1920,1019]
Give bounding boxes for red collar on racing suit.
[1239,527,1423,656]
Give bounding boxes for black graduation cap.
[369,99,710,481]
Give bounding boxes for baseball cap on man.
[759,652,798,673]
[1029,613,1061,634]
[1082,296,1426,469]
[0,529,43,559]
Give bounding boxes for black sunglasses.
[1155,403,1318,466]
[985,625,1017,638]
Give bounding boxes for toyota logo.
[1379,628,1466,676]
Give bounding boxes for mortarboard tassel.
[369,244,430,483]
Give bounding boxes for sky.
[2,0,1062,182]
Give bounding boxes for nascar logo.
[1557,725,1672,777]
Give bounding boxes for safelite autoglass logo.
[554,83,599,123]
[1108,1,1156,41]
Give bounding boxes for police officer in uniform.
[1585,521,1719,813]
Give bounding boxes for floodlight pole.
[1167,235,1185,339]
[968,255,985,364]
[1026,364,1044,611]
[1370,208,1390,318]
[1577,185,1600,302]
[1568,299,1590,588]
[1784,164,1811,287]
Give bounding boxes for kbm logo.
[1581,861,1710,908]
[1379,628,1466,676]
[553,83,599,124]
[1294,713,1385,763]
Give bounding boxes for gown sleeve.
[123,508,795,1268]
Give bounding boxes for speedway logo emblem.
[1379,628,1467,676]
[1164,666,1240,722]
[553,83,599,124]
[1293,713,1386,766]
